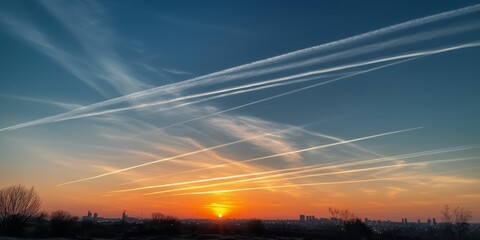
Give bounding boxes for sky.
[1,0,480,222]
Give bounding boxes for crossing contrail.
[167,156,479,196]
[143,156,478,196]
[104,127,421,193]
[109,164,318,193]
[3,40,477,131]
[135,42,480,132]
[117,125,368,186]
[57,127,419,186]
[170,178,397,196]
[55,123,317,186]
[134,145,477,195]
[249,156,480,185]
[1,3,479,133]
[28,41,480,124]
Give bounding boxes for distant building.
[122,210,127,223]
[299,215,305,222]
[433,218,437,226]
[418,219,421,224]
[427,219,432,225]
[93,212,98,220]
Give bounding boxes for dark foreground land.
[1,218,480,240]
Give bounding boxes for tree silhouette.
[50,210,79,236]
[328,207,372,240]
[441,205,473,240]
[149,212,179,235]
[0,185,41,235]
[328,207,356,221]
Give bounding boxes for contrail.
[145,42,480,132]
[58,127,419,186]
[167,156,479,196]
[30,72,348,123]
[137,145,478,195]
[118,124,363,186]
[108,127,422,193]
[230,127,422,164]
[55,122,318,186]
[18,40,472,123]
[170,178,397,196]
[1,3,479,132]
[109,164,318,193]
[5,41,480,129]
[250,156,480,185]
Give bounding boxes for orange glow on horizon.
[208,202,230,219]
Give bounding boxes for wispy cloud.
[0,12,108,94]
[208,116,301,162]
[39,0,151,95]
[0,94,82,110]
[161,68,192,76]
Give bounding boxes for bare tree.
[328,207,356,221]
[441,205,473,240]
[0,185,41,235]
[150,212,179,234]
[328,207,372,239]
[151,212,165,222]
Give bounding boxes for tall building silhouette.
[122,210,127,223]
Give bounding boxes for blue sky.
[1,0,480,220]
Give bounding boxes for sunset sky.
[1,0,480,222]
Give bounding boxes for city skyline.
[1,1,480,222]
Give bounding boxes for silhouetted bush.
[441,205,473,240]
[32,211,49,237]
[344,218,372,240]
[149,212,181,235]
[49,210,78,236]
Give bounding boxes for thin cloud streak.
[144,157,476,196]
[170,178,398,196]
[117,125,378,186]
[56,123,315,186]
[109,165,318,193]
[169,154,479,196]
[250,156,480,185]
[138,145,478,195]
[58,127,418,186]
[108,128,421,195]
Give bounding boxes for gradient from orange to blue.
[1,0,480,222]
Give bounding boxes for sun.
[207,203,229,219]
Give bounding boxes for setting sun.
[207,202,231,219]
